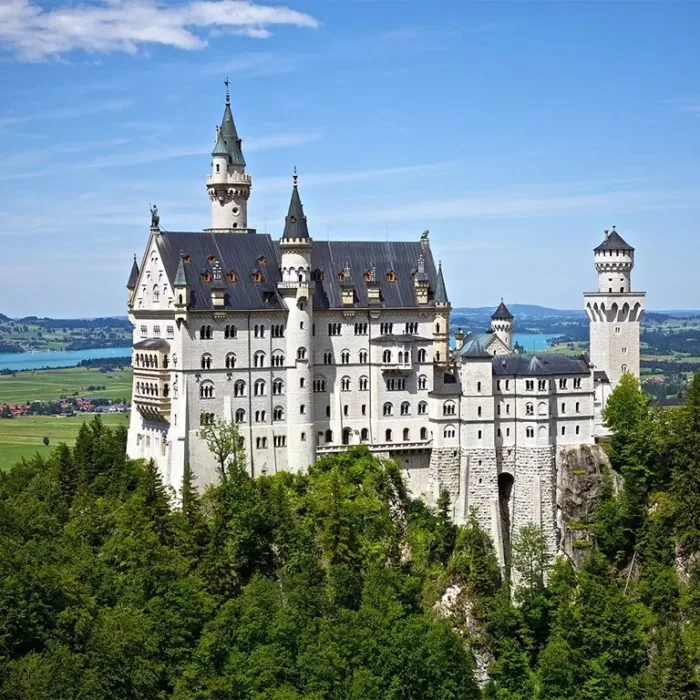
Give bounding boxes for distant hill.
[454,304,584,318]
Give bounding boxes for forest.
[0,375,700,699]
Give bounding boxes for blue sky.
[0,0,699,317]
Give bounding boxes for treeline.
[1,376,700,698]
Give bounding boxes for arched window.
[443,425,456,439]
[383,402,393,416]
[152,285,160,303]
[199,381,214,399]
[325,429,333,444]
[526,426,535,438]
[418,375,427,390]
[273,406,284,421]
[201,353,212,370]
[342,428,351,445]
[224,324,237,339]
[382,349,392,363]
[272,351,285,367]
[417,348,426,363]
[234,380,246,397]
[385,429,393,442]
[235,408,245,423]
[225,353,236,369]
[323,350,333,365]
[273,379,284,396]
[420,427,428,440]
[418,401,427,415]
[199,325,212,339]
[341,376,351,392]
[361,428,369,442]
[525,403,534,416]
[313,377,326,393]
[538,401,548,416]
[575,401,580,413]
[359,376,369,391]
[443,401,456,416]
[401,401,410,415]
[297,347,307,361]
[403,428,410,441]
[254,379,266,396]
[254,351,266,368]
[255,410,266,423]
[341,350,350,365]
[359,349,368,364]
[477,381,482,392]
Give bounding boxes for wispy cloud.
[664,97,700,116]
[0,0,319,61]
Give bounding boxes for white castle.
[126,90,645,561]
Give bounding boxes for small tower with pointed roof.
[126,254,139,306]
[491,299,514,352]
[432,261,451,366]
[206,81,252,233]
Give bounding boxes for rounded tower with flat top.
[206,82,252,232]
[278,171,315,472]
[584,226,645,391]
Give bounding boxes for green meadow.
[0,413,129,471]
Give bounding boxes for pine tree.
[55,442,78,508]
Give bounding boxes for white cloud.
[0,0,319,61]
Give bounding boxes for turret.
[433,262,450,366]
[594,226,634,293]
[173,252,191,322]
[126,254,139,306]
[413,253,430,305]
[205,81,252,233]
[491,299,514,352]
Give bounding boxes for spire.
[174,252,189,287]
[491,298,514,320]
[213,81,246,166]
[434,261,448,304]
[282,169,310,239]
[594,225,634,252]
[127,254,139,289]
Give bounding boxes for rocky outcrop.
[556,444,620,567]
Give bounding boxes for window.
[505,380,510,390]
[274,436,287,448]
[200,381,214,399]
[418,401,427,415]
[496,380,501,391]
[201,354,212,370]
[152,285,160,303]
[341,350,350,365]
[343,404,349,417]
[254,379,266,397]
[559,378,568,390]
[313,377,326,393]
[300,404,306,415]
[255,410,266,423]
[401,401,410,415]
[621,364,628,373]
[403,428,410,441]
[359,349,368,364]
[477,406,482,417]
[478,430,482,440]
[575,401,580,413]
[342,428,351,445]
[234,380,246,397]
[526,427,534,438]
[418,375,428,390]
[325,429,333,443]
[443,401,456,416]
[323,351,333,365]
[420,427,428,440]
[361,404,367,415]
[354,323,368,335]
[576,425,581,435]
[385,429,393,442]
[380,322,393,335]
[359,376,369,391]
[153,325,161,337]
[296,347,307,361]
[273,406,284,421]
[615,326,621,335]
[200,412,215,426]
[235,408,245,423]
[224,324,237,339]
[477,381,482,393]
[225,353,236,369]
[506,428,510,437]
[417,348,427,363]
[300,378,305,388]
[273,379,284,396]
[256,437,268,449]
[444,425,456,439]
[525,380,534,391]
[386,377,406,391]
[328,323,342,336]
[301,432,306,442]
[140,325,147,338]
[272,352,285,367]
[526,403,534,416]
[199,325,212,340]
[382,349,392,364]
[497,428,501,438]
[341,376,351,391]
[538,401,548,416]
[561,402,566,414]
[271,324,285,338]
[573,377,582,389]
[506,404,510,415]
[383,402,393,416]
[166,325,174,339]
[254,351,266,368]
[361,428,369,442]
[254,324,265,338]
[538,379,547,391]
[405,322,418,334]
[561,426,566,436]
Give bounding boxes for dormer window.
[201,271,212,283]
[183,255,191,263]
[227,270,237,283]
[207,255,216,264]
[252,270,263,283]
[386,270,396,283]
[364,269,374,282]
[337,269,346,281]
[314,269,325,282]
[257,256,268,265]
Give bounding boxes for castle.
[126,89,645,562]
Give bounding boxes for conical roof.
[282,173,310,239]
[434,262,448,304]
[213,96,246,166]
[174,253,189,287]
[491,299,513,320]
[127,255,139,289]
[594,227,634,252]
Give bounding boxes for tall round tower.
[205,83,252,232]
[277,172,316,472]
[490,299,514,351]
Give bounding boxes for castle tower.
[584,227,645,389]
[433,262,450,366]
[205,82,252,232]
[490,299,513,352]
[277,171,315,472]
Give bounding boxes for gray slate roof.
[127,255,139,289]
[154,233,441,311]
[434,262,448,304]
[456,333,493,358]
[214,98,245,167]
[491,300,513,320]
[492,353,590,376]
[134,338,170,350]
[282,179,310,239]
[594,227,634,252]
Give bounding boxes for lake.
[0,347,132,372]
[512,333,562,353]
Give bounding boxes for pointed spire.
[213,82,245,166]
[434,261,448,304]
[282,169,310,239]
[491,299,513,320]
[127,254,139,289]
[174,252,189,287]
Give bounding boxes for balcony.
[134,393,171,422]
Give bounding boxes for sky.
[0,0,699,318]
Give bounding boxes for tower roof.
[594,226,634,252]
[214,92,246,166]
[174,253,189,287]
[126,255,139,289]
[282,171,310,239]
[491,299,513,320]
[434,261,448,303]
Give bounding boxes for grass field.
[0,366,132,404]
[0,413,129,471]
